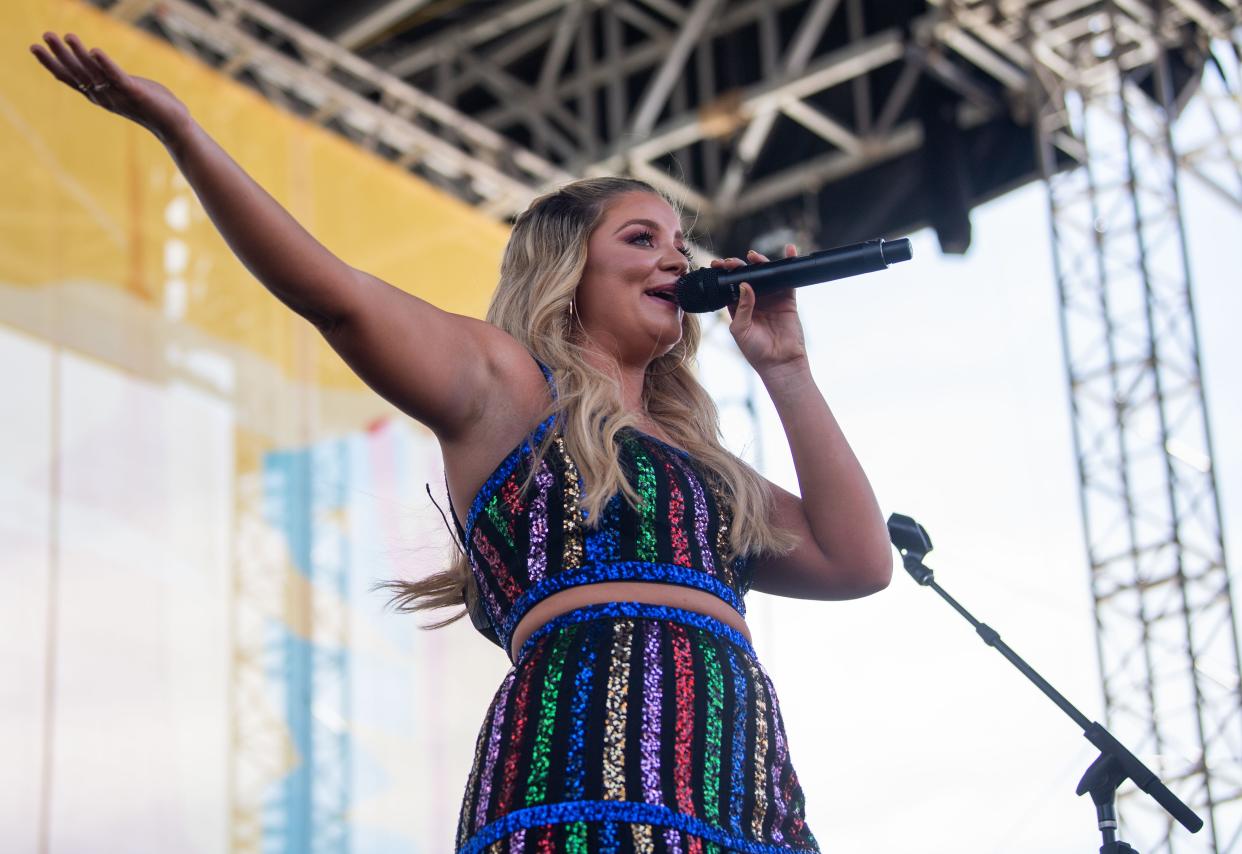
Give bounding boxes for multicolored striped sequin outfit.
[450,362,820,853]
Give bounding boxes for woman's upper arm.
[320,268,529,439]
[747,480,893,600]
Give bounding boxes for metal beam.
[222,0,561,181]
[102,0,569,219]
[536,2,585,99]
[779,98,863,153]
[466,0,814,131]
[576,27,906,215]
[615,0,677,40]
[616,29,906,168]
[731,121,924,217]
[714,0,844,207]
[385,0,574,78]
[628,0,724,138]
[635,0,689,26]
[455,51,583,161]
[331,0,436,50]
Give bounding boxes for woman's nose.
[662,250,688,276]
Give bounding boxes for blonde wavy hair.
[386,176,796,628]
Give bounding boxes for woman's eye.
[629,230,692,263]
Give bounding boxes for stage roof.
[99,0,1224,254]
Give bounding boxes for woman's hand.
[31,33,189,142]
[716,243,809,378]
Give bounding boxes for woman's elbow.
[868,555,895,594]
[851,545,894,597]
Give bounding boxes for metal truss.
[94,0,1023,240]
[365,0,999,234]
[95,0,570,217]
[1026,2,1242,851]
[1174,35,1242,211]
[932,0,1242,212]
[94,0,1240,233]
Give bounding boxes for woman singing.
[33,31,892,852]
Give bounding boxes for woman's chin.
[647,329,683,361]
[643,308,683,340]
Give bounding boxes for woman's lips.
[643,292,680,310]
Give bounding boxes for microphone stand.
[886,513,1203,853]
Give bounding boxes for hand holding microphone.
[676,237,914,312]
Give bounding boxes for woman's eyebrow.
[613,218,684,239]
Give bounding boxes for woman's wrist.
[756,356,814,395]
[152,105,196,150]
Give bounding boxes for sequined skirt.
[455,602,821,853]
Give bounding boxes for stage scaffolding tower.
[1024,1,1242,850]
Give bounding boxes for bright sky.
[735,161,1241,852]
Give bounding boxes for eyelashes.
[631,229,694,265]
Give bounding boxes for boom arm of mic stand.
[887,513,1203,841]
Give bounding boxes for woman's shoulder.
[416,319,548,453]
[465,324,554,415]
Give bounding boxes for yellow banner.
[1,0,509,392]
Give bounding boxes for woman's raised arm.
[31,32,519,439]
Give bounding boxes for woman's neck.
[580,347,651,415]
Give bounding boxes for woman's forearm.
[760,359,892,578]
[161,114,358,331]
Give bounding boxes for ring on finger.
[91,82,109,92]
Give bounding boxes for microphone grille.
[674,267,725,313]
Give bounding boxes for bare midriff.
[508,580,752,661]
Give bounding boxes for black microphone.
[674,237,913,313]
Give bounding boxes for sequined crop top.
[448,361,753,659]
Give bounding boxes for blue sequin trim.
[724,644,750,835]
[463,413,556,542]
[583,494,623,563]
[458,800,818,854]
[536,360,558,400]
[502,561,747,651]
[735,553,754,595]
[463,361,557,542]
[514,601,756,665]
[564,630,598,800]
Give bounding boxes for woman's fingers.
[31,33,128,106]
[30,44,77,88]
[727,282,756,323]
[89,46,128,87]
[65,34,106,86]
[36,33,103,101]
[44,33,93,87]
[66,35,117,106]
[713,241,798,275]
